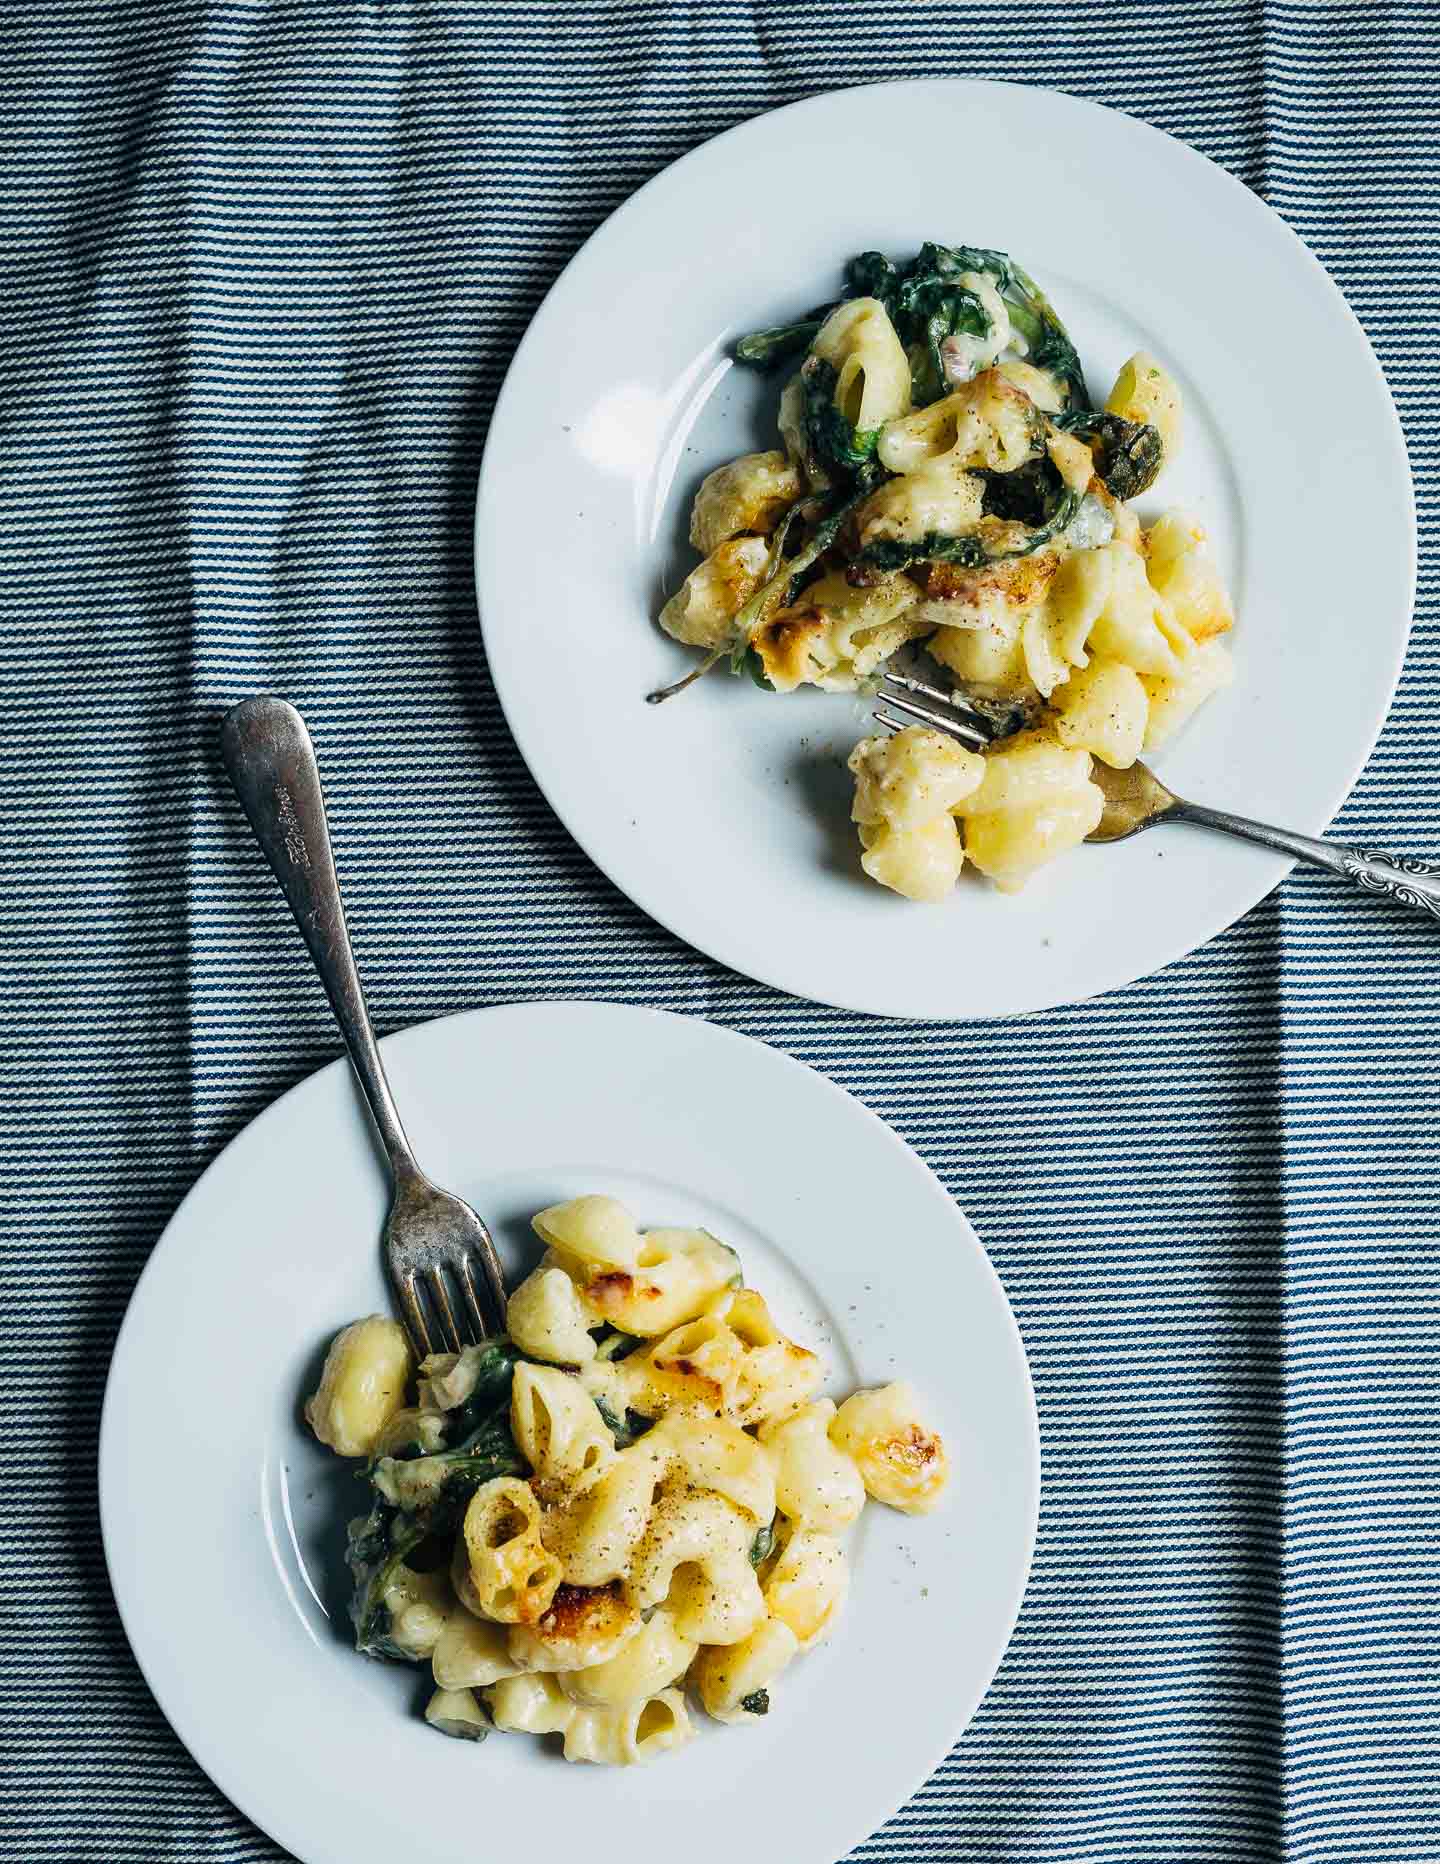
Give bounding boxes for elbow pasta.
[308,1193,951,1764]
[654,246,1238,902]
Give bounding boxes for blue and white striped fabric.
[4,4,1437,1858]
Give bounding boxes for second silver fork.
[220,695,508,1356]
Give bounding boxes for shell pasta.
[655,242,1236,900]
[307,1194,950,1766]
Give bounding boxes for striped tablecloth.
[6,5,1437,1859]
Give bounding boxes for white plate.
[476,80,1414,1019]
[101,1001,1038,1864]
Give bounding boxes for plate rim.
[100,997,1041,1864]
[474,77,1417,1020]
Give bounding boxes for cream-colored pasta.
[424,1687,491,1741]
[691,1617,800,1723]
[505,1263,599,1366]
[380,1563,454,1660]
[707,1288,825,1428]
[1106,350,1183,458]
[658,534,773,651]
[572,1227,742,1337]
[810,297,912,431]
[759,1400,866,1532]
[431,1607,523,1690]
[562,1689,695,1766]
[313,1194,953,1764]
[689,450,802,556]
[540,1438,666,1587]
[876,370,1038,476]
[1050,657,1148,768]
[510,1363,614,1495]
[1140,637,1235,748]
[506,1583,642,1673]
[1143,510,1233,642]
[754,569,927,694]
[831,1382,950,1515]
[854,815,967,905]
[486,1670,575,1736]
[621,1288,823,1428]
[462,1477,564,1624]
[1086,538,1194,679]
[852,452,985,551]
[559,1606,697,1707]
[955,728,1105,892]
[850,726,986,835]
[304,1316,411,1458]
[643,1411,777,1525]
[624,1485,766,1643]
[928,609,1034,698]
[996,356,1063,412]
[762,1524,849,1649]
[533,1195,643,1272]
[1021,542,1115,697]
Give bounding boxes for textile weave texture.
[3,3,1437,1859]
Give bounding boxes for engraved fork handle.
[1170,799,1440,919]
[219,695,423,1179]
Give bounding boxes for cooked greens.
[1054,408,1164,500]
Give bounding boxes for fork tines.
[874,669,993,751]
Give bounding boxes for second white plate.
[476,80,1414,1018]
[101,1001,1038,1864]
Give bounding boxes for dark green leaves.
[851,487,1082,578]
[801,358,881,475]
[346,1503,430,1661]
[1053,409,1164,500]
[594,1395,654,1450]
[740,1689,771,1716]
[734,317,827,370]
[749,1520,776,1568]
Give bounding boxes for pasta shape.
[759,1400,865,1532]
[754,569,927,694]
[852,452,985,551]
[831,1382,950,1515]
[624,1485,766,1644]
[643,1411,777,1524]
[1021,542,1115,697]
[659,534,772,650]
[691,1617,800,1724]
[505,1263,598,1366]
[424,1687,490,1741]
[561,1690,695,1766]
[574,1228,742,1337]
[1106,350,1183,458]
[559,1605,697,1708]
[1143,511,1233,642]
[810,297,912,431]
[1141,637,1235,748]
[954,728,1105,892]
[431,1608,523,1690]
[1050,657,1149,769]
[876,369,1039,476]
[533,1195,643,1271]
[462,1477,564,1624]
[1085,538,1194,679]
[540,1439,666,1587]
[380,1563,454,1660]
[689,450,802,556]
[761,1525,849,1650]
[847,726,986,904]
[621,1287,823,1427]
[510,1363,615,1495]
[304,1316,411,1457]
[506,1582,642,1673]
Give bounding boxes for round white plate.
[476,80,1414,1019]
[101,1001,1038,1864]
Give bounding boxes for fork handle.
[220,696,424,1180]
[1171,800,1440,919]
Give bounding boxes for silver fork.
[220,695,508,1355]
[874,670,1440,919]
